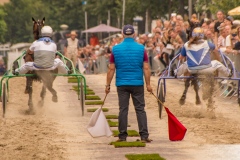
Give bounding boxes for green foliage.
[0,7,7,42]
[125,154,165,160]
[109,141,145,148]
[1,0,240,43]
[3,0,48,43]
[195,0,239,17]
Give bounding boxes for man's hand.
[146,85,153,93]
[105,86,110,94]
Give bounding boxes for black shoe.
[138,138,153,143]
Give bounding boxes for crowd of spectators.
[71,10,240,76]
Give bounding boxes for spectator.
[188,13,201,39]
[205,29,214,43]
[175,23,188,43]
[0,59,6,76]
[64,30,80,68]
[233,26,240,73]
[105,24,153,143]
[168,28,184,50]
[183,21,191,39]
[209,22,215,34]
[170,13,177,28]
[224,16,234,27]
[205,29,220,61]
[89,33,99,46]
[201,22,209,30]
[225,25,239,61]
[214,10,225,47]
[162,20,171,32]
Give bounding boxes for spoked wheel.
[80,78,85,116]
[2,83,7,118]
[158,82,165,119]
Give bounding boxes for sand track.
[0,75,240,160]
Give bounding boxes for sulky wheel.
[158,82,165,119]
[80,78,85,116]
[2,83,7,118]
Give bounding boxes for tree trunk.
[168,0,172,19]
[178,0,185,16]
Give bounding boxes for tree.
[3,0,49,43]
[0,7,7,43]
[195,0,239,18]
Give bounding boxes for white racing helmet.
[41,26,53,37]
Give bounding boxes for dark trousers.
[117,86,149,140]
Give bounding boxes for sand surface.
[0,74,240,160]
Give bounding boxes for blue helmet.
[192,27,204,39]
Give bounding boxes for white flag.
[87,107,112,138]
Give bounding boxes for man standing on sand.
[64,30,80,68]
[105,24,153,143]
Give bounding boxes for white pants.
[16,58,68,74]
[176,60,230,77]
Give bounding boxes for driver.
[177,27,231,77]
[14,26,70,75]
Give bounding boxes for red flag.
[165,107,187,141]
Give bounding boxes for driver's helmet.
[192,27,204,39]
[41,26,53,37]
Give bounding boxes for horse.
[13,17,58,113]
[179,70,215,110]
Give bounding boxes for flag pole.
[151,92,165,106]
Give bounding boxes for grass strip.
[85,101,103,105]
[87,108,109,112]
[72,88,93,92]
[112,130,139,137]
[72,85,91,90]
[110,141,145,148]
[68,78,88,84]
[86,91,95,95]
[108,120,130,127]
[68,79,80,83]
[105,115,118,119]
[125,154,165,160]
[68,76,78,79]
[86,95,101,100]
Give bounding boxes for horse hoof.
[196,99,201,105]
[38,100,44,107]
[25,109,35,115]
[202,95,208,100]
[179,99,185,105]
[24,88,29,94]
[52,95,58,103]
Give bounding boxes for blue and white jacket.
[181,40,215,70]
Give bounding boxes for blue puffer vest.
[112,37,144,86]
